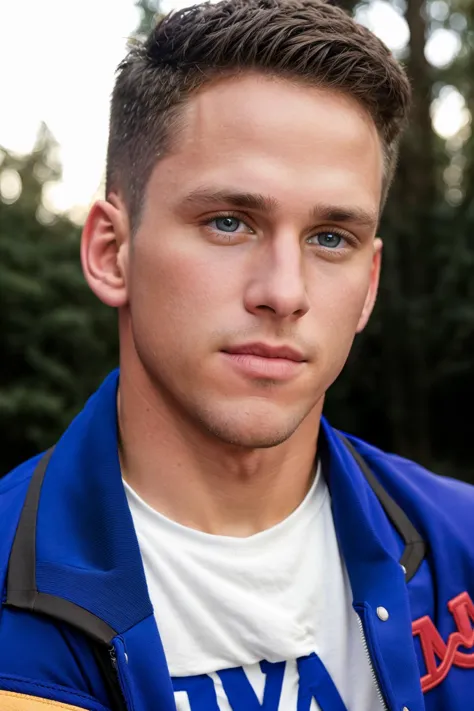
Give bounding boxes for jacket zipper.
[109,645,118,670]
[356,615,388,710]
[109,646,130,711]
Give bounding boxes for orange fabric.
[0,689,91,711]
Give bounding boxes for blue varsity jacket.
[1,369,474,711]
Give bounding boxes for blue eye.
[312,232,344,248]
[213,216,241,232]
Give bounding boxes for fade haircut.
[106,0,411,232]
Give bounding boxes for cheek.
[308,261,372,333]
[129,238,235,336]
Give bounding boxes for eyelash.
[201,211,354,249]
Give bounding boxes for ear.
[81,193,130,308]
[356,237,382,333]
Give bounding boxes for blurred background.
[1,0,473,479]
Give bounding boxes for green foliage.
[134,0,162,37]
[0,126,118,473]
[325,0,474,478]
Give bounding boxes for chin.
[197,403,305,450]
[209,426,295,449]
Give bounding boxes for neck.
[118,365,322,537]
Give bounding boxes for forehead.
[151,73,383,212]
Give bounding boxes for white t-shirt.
[124,465,383,711]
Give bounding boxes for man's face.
[124,74,383,447]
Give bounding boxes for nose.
[244,235,310,320]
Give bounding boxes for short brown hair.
[107,0,411,232]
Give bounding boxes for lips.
[222,343,306,362]
[221,342,306,381]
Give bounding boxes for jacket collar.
[7,369,151,641]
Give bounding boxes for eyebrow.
[181,187,378,230]
[182,188,279,213]
[312,204,379,230]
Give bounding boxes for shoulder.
[0,453,41,501]
[345,433,474,539]
[0,455,43,572]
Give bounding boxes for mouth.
[222,342,306,362]
[221,342,306,381]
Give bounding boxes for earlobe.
[356,237,382,334]
[81,196,130,308]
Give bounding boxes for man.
[1,0,473,709]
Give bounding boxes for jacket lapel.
[6,369,176,711]
[321,421,426,710]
